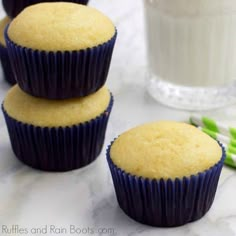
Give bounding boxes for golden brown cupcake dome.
[8,3,115,51]
[107,121,225,227]
[111,121,222,179]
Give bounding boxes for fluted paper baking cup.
[2,95,113,172]
[107,141,225,227]
[5,27,117,99]
[3,0,89,18]
[0,43,16,85]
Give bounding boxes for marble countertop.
[0,1,236,235]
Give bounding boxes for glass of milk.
[144,0,236,110]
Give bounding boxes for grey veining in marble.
[0,0,236,235]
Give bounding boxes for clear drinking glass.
[144,0,236,110]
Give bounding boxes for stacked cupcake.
[2,2,117,171]
[0,0,90,84]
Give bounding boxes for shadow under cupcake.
[107,121,225,227]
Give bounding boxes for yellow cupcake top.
[8,2,115,51]
[0,16,11,46]
[4,85,111,127]
[110,121,222,180]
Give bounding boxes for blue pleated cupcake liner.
[3,0,89,18]
[0,43,16,85]
[106,141,225,227]
[2,94,113,172]
[5,26,117,99]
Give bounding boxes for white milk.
[144,0,236,87]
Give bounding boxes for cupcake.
[2,85,113,171]
[107,121,225,227]
[3,0,89,18]
[0,17,15,85]
[5,2,117,99]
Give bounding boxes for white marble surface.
[0,1,236,236]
